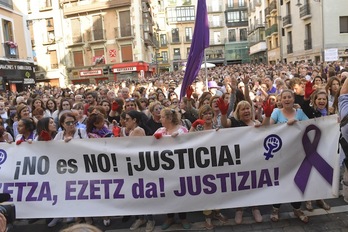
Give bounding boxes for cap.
[208,81,218,89]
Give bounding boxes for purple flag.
[180,0,209,99]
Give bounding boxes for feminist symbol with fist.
[263,134,282,160]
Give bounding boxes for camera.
[0,193,16,224]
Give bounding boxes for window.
[50,50,58,69]
[213,32,221,44]
[239,0,245,7]
[185,27,192,42]
[119,11,132,37]
[167,6,195,23]
[227,0,234,7]
[171,28,180,42]
[71,18,82,43]
[40,0,52,9]
[73,51,84,67]
[240,28,247,41]
[161,51,168,62]
[43,18,55,44]
[173,48,181,60]
[228,29,236,42]
[340,16,348,33]
[93,48,105,65]
[92,15,104,40]
[27,0,31,12]
[2,19,14,42]
[227,12,240,22]
[160,34,167,46]
[121,45,133,62]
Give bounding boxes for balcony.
[171,38,181,44]
[225,1,247,10]
[226,20,248,27]
[115,26,134,41]
[271,24,278,35]
[207,5,223,12]
[63,0,130,17]
[304,39,312,50]
[300,4,311,20]
[269,1,277,14]
[67,35,84,47]
[248,23,265,34]
[3,43,18,59]
[287,44,293,54]
[265,28,272,37]
[160,42,168,48]
[86,29,106,43]
[283,15,292,28]
[265,7,270,17]
[210,21,223,28]
[144,32,155,46]
[173,54,181,60]
[210,39,224,45]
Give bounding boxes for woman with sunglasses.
[52,112,89,226]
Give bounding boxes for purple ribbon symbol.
[294,124,333,193]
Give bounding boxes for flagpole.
[204,49,208,91]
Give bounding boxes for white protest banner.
[0,116,340,218]
[325,48,339,62]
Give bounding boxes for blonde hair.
[161,107,180,125]
[198,105,213,119]
[233,100,252,120]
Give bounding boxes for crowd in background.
[1,60,348,231]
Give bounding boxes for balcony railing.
[269,1,277,13]
[283,15,292,27]
[160,42,167,48]
[225,1,246,10]
[115,26,134,40]
[173,54,181,60]
[3,43,18,59]
[87,29,106,42]
[185,36,192,43]
[300,4,311,19]
[265,7,270,17]
[287,44,293,54]
[271,23,278,35]
[304,39,312,50]
[210,21,223,28]
[207,5,222,12]
[265,28,272,37]
[171,38,181,44]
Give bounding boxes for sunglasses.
[125,98,135,102]
[65,121,76,126]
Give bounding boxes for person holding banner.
[217,99,262,224]
[35,117,57,141]
[13,104,30,138]
[125,110,155,232]
[51,112,90,226]
[153,108,190,230]
[189,105,228,229]
[262,90,309,223]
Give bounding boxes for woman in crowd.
[51,112,89,226]
[13,104,31,138]
[218,98,262,224]
[301,83,331,211]
[15,118,36,144]
[86,113,113,138]
[262,89,309,223]
[53,98,73,123]
[36,117,57,141]
[189,105,228,229]
[326,76,341,114]
[72,102,87,129]
[0,124,13,143]
[44,99,57,118]
[125,110,155,232]
[100,100,111,116]
[31,98,45,113]
[179,97,198,124]
[146,101,163,135]
[154,108,190,230]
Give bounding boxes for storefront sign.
[79,69,103,77]
[113,67,137,73]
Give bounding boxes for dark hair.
[46,98,57,113]
[59,112,77,130]
[36,117,56,141]
[20,118,36,132]
[59,98,72,111]
[127,110,150,135]
[86,113,105,133]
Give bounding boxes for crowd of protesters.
[1,60,348,231]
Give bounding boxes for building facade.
[0,0,35,93]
